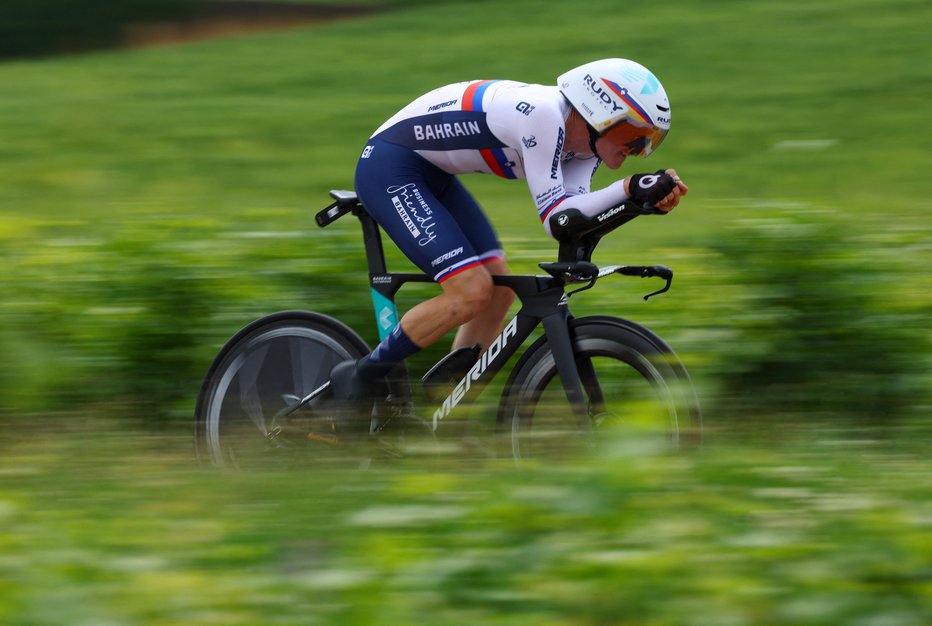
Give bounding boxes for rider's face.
[593,121,666,169]
[594,124,641,169]
[595,134,633,169]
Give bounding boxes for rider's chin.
[603,153,626,170]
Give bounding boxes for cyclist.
[331,58,688,400]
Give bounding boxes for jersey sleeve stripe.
[539,195,569,222]
[480,148,518,179]
[461,80,518,179]
[486,147,518,179]
[462,80,496,112]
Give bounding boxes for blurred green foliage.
[1,421,930,624]
[0,0,929,425]
[0,3,930,623]
[708,210,929,422]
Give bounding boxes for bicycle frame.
[353,204,590,429]
[195,192,693,465]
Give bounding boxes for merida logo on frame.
[432,316,519,428]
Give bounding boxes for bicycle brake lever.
[642,265,673,300]
[614,265,674,300]
[566,277,597,298]
[643,279,672,301]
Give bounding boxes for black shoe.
[421,344,481,402]
[328,360,388,429]
[329,360,371,402]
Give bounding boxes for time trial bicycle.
[194,190,701,466]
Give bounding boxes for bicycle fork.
[541,309,592,428]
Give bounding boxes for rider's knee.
[482,258,515,312]
[461,272,495,317]
[444,268,494,322]
[492,284,516,310]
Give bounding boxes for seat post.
[355,209,388,275]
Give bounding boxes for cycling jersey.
[354,79,631,282]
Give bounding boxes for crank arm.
[272,380,331,422]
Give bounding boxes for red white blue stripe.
[434,249,505,283]
[462,80,518,179]
[539,194,569,222]
[601,78,652,125]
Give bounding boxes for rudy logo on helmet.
[558,58,672,157]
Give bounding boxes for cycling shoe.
[421,344,481,402]
[328,360,387,427]
[330,360,369,401]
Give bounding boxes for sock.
[356,324,421,381]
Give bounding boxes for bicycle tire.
[497,315,701,459]
[194,310,372,467]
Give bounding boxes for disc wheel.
[194,311,371,468]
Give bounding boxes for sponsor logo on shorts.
[391,196,420,239]
[431,246,463,267]
[386,183,437,246]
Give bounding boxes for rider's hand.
[626,169,689,212]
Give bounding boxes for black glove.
[628,170,676,206]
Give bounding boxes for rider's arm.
[516,104,631,238]
[541,180,631,236]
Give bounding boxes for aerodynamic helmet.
[558,58,671,156]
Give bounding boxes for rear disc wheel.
[194,311,371,468]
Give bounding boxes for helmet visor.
[603,120,668,157]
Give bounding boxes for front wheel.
[194,311,371,467]
[498,316,701,459]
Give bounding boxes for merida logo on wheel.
[432,316,518,427]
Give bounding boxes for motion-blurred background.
[1,1,929,624]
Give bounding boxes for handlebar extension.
[548,201,665,263]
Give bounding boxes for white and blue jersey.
[354,79,630,282]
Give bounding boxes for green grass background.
[1,0,930,623]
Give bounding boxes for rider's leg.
[354,263,493,383]
[398,264,494,348]
[338,139,505,397]
[452,257,515,351]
